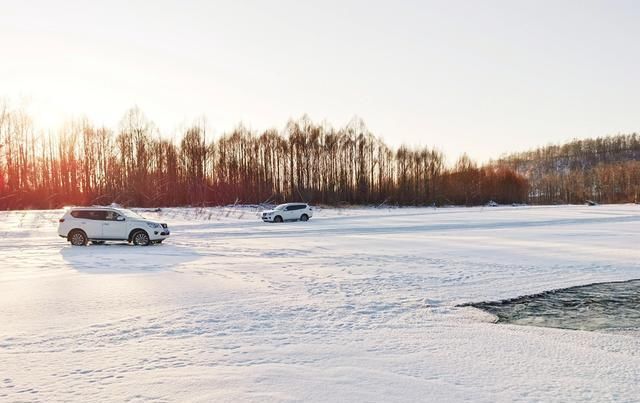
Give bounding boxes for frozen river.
[1,205,639,402]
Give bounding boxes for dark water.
[464,279,640,331]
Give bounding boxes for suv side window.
[284,205,307,211]
[90,210,107,220]
[105,211,122,221]
[71,210,92,219]
[71,210,107,220]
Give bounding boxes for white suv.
[261,203,313,223]
[58,206,170,246]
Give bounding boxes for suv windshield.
[120,209,145,219]
[275,204,287,210]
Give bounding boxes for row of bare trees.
[0,104,529,209]
[497,134,640,204]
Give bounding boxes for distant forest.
[498,134,640,204]
[0,102,637,209]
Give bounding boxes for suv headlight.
[147,222,161,228]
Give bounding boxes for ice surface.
[1,205,639,402]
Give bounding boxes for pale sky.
[2,0,639,161]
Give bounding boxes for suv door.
[295,204,309,219]
[285,204,306,220]
[72,210,104,239]
[102,210,127,239]
[283,205,297,220]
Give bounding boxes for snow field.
[1,205,639,402]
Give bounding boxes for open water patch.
[463,279,640,332]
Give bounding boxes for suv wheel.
[300,214,309,222]
[69,230,87,246]
[132,230,151,246]
[274,215,283,223]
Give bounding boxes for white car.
[58,206,170,246]
[261,203,313,223]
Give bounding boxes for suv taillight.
[59,218,65,223]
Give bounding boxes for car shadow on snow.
[60,242,201,274]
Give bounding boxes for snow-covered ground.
[1,204,639,402]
